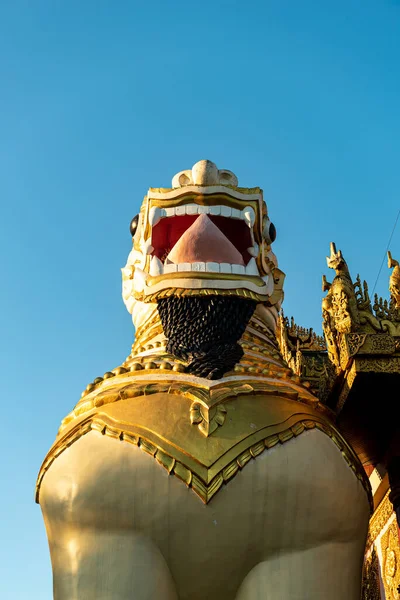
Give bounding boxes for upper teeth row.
[149,204,255,227]
[149,256,260,277]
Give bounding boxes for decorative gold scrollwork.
[381,521,400,599]
[368,491,395,546]
[346,333,368,357]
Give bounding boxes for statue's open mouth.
[148,203,259,277]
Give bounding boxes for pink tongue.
[167,214,245,265]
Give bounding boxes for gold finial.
[388,251,400,309]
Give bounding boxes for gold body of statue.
[37,161,371,599]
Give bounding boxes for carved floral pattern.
[346,333,367,356]
[381,521,400,599]
[368,491,394,546]
[331,290,352,333]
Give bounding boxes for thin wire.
[372,208,400,296]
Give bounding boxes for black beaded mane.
[157,295,256,379]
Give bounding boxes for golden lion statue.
[37,160,370,599]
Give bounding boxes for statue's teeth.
[231,208,241,219]
[161,261,252,275]
[164,263,178,273]
[247,244,259,257]
[205,262,220,272]
[149,204,248,220]
[208,262,247,275]
[220,263,232,274]
[149,206,166,226]
[149,256,163,276]
[209,206,221,216]
[186,204,199,215]
[177,263,192,272]
[220,206,232,217]
[144,238,154,255]
[233,264,245,275]
[190,262,206,272]
[246,258,259,276]
[242,206,255,227]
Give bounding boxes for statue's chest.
[40,427,369,559]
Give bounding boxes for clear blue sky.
[1,1,399,597]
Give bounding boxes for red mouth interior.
[151,215,252,265]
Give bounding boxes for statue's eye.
[130,214,139,237]
[269,222,277,243]
[262,218,277,244]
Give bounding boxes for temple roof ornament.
[388,251,400,310]
[278,238,400,468]
[320,242,400,467]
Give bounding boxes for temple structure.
[279,244,400,600]
[37,160,400,599]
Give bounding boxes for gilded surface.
[36,403,372,507]
[362,547,381,600]
[278,241,400,409]
[316,242,400,412]
[276,314,335,402]
[362,492,399,599]
[388,251,400,311]
[323,242,360,339]
[276,314,326,373]
[381,521,400,599]
[368,491,394,546]
[62,369,325,432]
[40,365,340,504]
[322,243,400,344]
[356,357,400,374]
[346,333,368,356]
[138,284,270,304]
[190,401,227,436]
